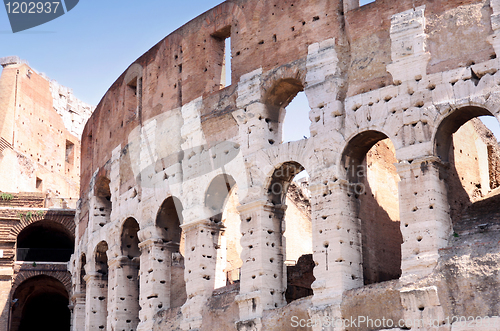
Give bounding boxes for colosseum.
[68,0,500,330]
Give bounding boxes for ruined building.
[72,0,500,330]
[0,56,93,331]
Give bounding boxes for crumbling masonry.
[73,0,500,330]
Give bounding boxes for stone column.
[84,273,108,331]
[309,180,363,307]
[396,156,452,279]
[235,200,287,329]
[137,238,171,331]
[109,256,140,331]
[71,292,86,331]
[180,219,222,330]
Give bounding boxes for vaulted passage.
[435,108,500,231]
[266,162,314,303]
[342,131,402,285]
[11,276,70,331]
[17,221,74,262]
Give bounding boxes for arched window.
[341,131,402,284]
[17,221,74,262]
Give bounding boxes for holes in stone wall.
[94,176,112,229]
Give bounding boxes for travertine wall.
[0,57,92,331]
[73,0,500,330]
[0,57,93,204]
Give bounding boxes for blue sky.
[1,0,498,143]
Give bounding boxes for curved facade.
[73,0,500,330]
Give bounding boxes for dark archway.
[119,218,140,329]
[205,174,242,288]
[79,254,86,292]
[11,275,70,331]
[341,131,402,285]
[17,220,74,262]
[94,176,112,228]
[267,162,314,303]
[434,107,493,162]
[155,197,186,308]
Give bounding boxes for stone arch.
[340,130,391,182]
[262,75,306,144]
[254,140,317,193]
[205,173,237,223]
[10,275,71,331]
[94,241,109,279]
[156,196,184,243]
[153,196,187,309]
[11,271,72,299]
[10,212,75,239]
[117,217,140,330]
[432,105,500,228]
[433,106,496,162]
[86,241,109,330]
[79,253,86,292]
[341,130,403,284]
[93,176,112,229]
[205,174,242,287]
[16,219,74,262]
[265,160,314,303]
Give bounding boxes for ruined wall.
[0,57,93,205]
[0,57,91,331]
[73,0,500,330]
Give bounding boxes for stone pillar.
[84,273,108,331]
[386,6,431,84]
[71,292,86,331]
[137,238,172,331]
[309,180,363,307]
[180,219,222,330]
[109,256,140,331]
[396,156,452,278]
[235,200,287,329]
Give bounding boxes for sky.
[1,0,498,144]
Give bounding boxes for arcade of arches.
[70,0,500,330]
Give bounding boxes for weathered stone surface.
[72,0,500,330]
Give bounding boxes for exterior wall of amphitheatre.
[74,0,500,330]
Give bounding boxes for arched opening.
[282,91,310,143]
[88,241,108,330]
[17,221,74,262]
[435,108,500,232]
[263,78,305,145]
[267,162,314,304]
[205,174,242,288]
[119,218,140,329]
[341,131,402,285]
[155,197,186,308]
[10,275,70,331]
[93,176,111,228]
[80,254,86,292]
